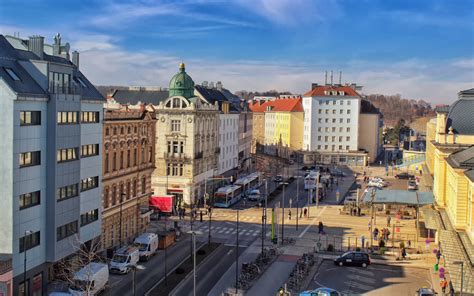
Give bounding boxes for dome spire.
[179,62,185,72]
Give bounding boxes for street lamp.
[280,182,289,244]
[23,230,33,296]
[453,261,464,295]
[187,230,203,296]
[131,265,145,296]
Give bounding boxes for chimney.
[325,71,328,85]
[28,36,44,59]
[339,71,342,85]
[330,71,333,85]
[216,81,223,90]
[72,51,80,69]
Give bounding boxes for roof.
[459,88,474,97]
[446,97,474,135]
[0,35,103,101]
[111,89,169,105]
[194,85,239,112]
[435,105,450,113]
[362,190,434,205]
[304,85,361,97]
[465,170,474,183]
[250,97,303,113]
[446,146,474,169]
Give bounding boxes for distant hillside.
[235,90,293,101]
[365,94,435,127]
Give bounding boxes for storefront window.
[32,273,42,296]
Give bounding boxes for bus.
[234,172,262,195]
[304,171,319,190]
[213,185,243,208]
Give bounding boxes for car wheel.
[339,262,343,266]
[362,263,367,268]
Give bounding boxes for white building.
[0,34,104,295]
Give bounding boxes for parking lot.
[307,259,432,295]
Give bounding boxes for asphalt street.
[308,259,432,295]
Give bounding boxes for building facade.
[151,64,219,207]
[238,105,253,173]
[249,99,270,154]
[263,97,304,158]
[101,100,155,250]
[0,34,104,295]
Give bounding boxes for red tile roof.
[249,97,303,113]
[304,85,360,97]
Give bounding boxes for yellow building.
[425,88,474,240]
[262,97,304,158]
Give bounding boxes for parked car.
[109,246,140,274]
[299,287,341,296]
[415,288,437,296]
[273,175,283,182]
[248,189,261,201]
[370,177,387,186]
[408,180,418,191]
[134,233,159,261]
[367,181,383,189]
[69,262,109,296]
[395,172,415,179]
[334,251,370,267]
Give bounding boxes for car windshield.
[135,243,148,251]
[112,254,128,263]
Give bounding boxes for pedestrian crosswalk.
[196,224,262,237]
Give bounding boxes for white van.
[109,246,139,274]
[134,233,159,261]
[68,262,109,296]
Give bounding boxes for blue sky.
[1,0,473,103]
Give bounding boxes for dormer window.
[173,98,181,108]
[5,68,20,81]
[339,91,345,96]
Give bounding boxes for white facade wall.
[218,113,239,175]
[303,96,360,152]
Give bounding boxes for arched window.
[173,98,181,108]
[141,176,146,194]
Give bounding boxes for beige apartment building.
[101,101,156,249]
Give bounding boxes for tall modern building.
[151,64,219,207]
[302,83,382,165]
[0,34,104,295]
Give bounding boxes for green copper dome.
[169,63,195,99]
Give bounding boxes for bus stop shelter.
[362,190,434,206]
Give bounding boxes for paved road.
[308,259,432,295]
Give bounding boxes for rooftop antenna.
[330,71,333,85]
[339,71,342,85]
[325,71,328,85]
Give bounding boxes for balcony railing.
[164,152,187,160]
[49,82,82,95]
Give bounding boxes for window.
[325,118,329,123]
[134,148,138,165]
[141,177,146,194]
[81,209,99,226]
[340,118,343,123]
[105,128,109,136]
[113,127,117,135]
[325,101,329,105]
[332,136,335,142]
[332,127,336,132]
[57,148,78,163]
[141,147,145,164]
[127,150,131,167]
[80,144,99,158]
[325,136,328,141]
[347,127,351,132]
[20,111,41,126]
[332,145,335,151]
[324,145,328,150]
[167,163,184,176]
[339,127,343,132]
[19,151,41,167]
[57,184,79,201]
[318,109,322,114]
[318,118,322,123]
[112,186,117,206]
[325,110,329,114]
[113,152,117,171]
[57,112,78,124]
[19,231,40,252]
[347,100,351,105]
[81,176,99,192]
[105,153,109,173]
[19,191,40,210]
[171,120,181,132]
[332,118,336,123]
[346,145,350,150]
[317,145,321,150]
[149,146,153,162]
[339,145,343,150]
[340,100,344,105]
[172,98,181,108]
[120,151,124,169]
[346,136,351,141]
[340,109,343,114]
[5,67,20,80]
[332,109,336,114]
[339,136,343,142]
[57,221,78,241]
[333,100,336,105]
[318,136,321,141]
[80,112,99,123]
[104,188,109,208]
[317,127,322,132]
[347,109,351,114]
[347,118,350,123]
[19,280,28,296]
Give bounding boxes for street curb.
[168,243,222,296]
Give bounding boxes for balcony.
[49,82,82,95]
[164,152,187,160]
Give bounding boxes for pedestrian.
[408,240,411,248]
[178,208,183,220]
[387,215,391,227]
[449,280,455,296]
[401,247,407,260]
[288,209,292,220]
[200,211,203,223]
[318,221,324,234]
[361,235,365,249]
[436,249,442,264]
[304,208,308,218]
[350,207,353,216]
[208,206,212,217]
[368,221,371,231]
[440,279,448,294]
[373,228,379,241]
[183,207,186,219]
[353,208,357,216]
[420,169,423,176]
[357,207,361,216]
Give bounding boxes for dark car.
[395,172,415,179]
[273,175,283,182]
[301,166,309,171]
[334,251,370,267]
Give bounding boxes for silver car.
[408,180,418,191]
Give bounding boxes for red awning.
[150,195,174,213]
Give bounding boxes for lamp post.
[187,230,203,296]
[131,265,145,296]
[453,261,464,295]
[23,230,33,295]
[281,182,289,244]
[119,193,125,248]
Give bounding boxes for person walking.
[361,235,365,250]
[387,215,391,227]
[401,247,407,260]
[318,221,324,234]
[304,208,308,218]
[373,228,379,241]
[200,210,203,223]
[436,249,442,264]
[440,279,448,294]
[449,280,455,296]
[288,209,292,220]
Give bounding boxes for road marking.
[225,243,249,247]
[298,206,327,238]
